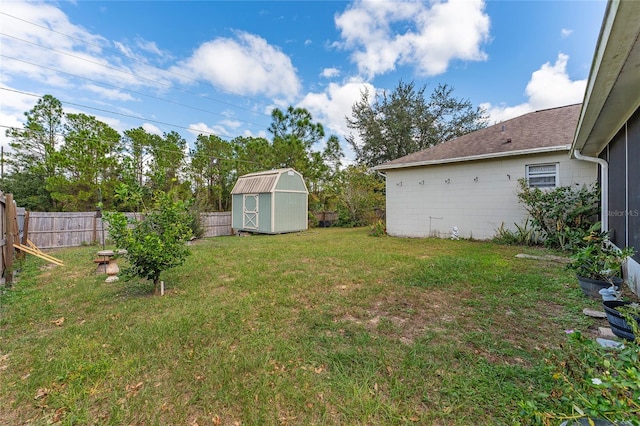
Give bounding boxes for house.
[230,168,308,234]
[571,0,640,293]
[372,104,597,240]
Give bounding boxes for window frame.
[525,163,559,189]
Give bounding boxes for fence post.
[22,211,30,246]
[4,193,14,286]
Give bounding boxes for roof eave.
[372,145,571,171]
[571,0,640,157]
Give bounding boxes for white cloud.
[187,122,231,138]
[142,123,162,136]
[82,84,137,102]
[297,78,375,160]
[334,0,490,78]
[321,67,341,78]
[561,28,573,38]
[220,119,242,130]
[481,53,587,123]
[0,1,174,99]
[135,38,172,62]
[525,53,586,107]
[0,87,38,150]
[170,31,301,100]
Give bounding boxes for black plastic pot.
[602,300,639,341]
[576,275,623,299]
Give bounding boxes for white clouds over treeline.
[1,0,591,154]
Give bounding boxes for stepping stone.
[583,308,607,318]
[598,327,617,339]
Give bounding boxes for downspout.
[573,151,608,232]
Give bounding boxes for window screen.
[526,163,558,188]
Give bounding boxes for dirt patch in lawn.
[336,287,469,344]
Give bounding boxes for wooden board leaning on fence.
[13,239,65,266]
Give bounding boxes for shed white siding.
[384,152,597,240]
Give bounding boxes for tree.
[347,81,488,167]
[147,131,188,195]
[47,113,122,211]
[335,165,385,227]
[268,106,325,150]
[104,188,192,295]
[268,107,325,173]
[3,94,63,210]
[190,134,234,211]
[232,136,275,176]
[307,135,344,211]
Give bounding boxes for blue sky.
[0,0,607,162]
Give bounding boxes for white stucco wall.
[384,152,597,240]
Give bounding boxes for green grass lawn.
[0,228,610,425]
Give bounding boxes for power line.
[1,86,233,139]
[0,32,270,118]
[0,11,269,109]
[1,54,267,129]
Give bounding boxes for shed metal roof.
[231,168,295,194]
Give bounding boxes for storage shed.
[231,168,308,234]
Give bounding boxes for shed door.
[243,194,259,229]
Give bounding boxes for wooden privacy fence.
[200,212,232,238]
[1,193,24,286]
[26,211,233,249]
[313,211,338,227]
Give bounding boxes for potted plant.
[567,229,635,298]
[602,300,640,341]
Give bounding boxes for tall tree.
[232,136,275,177]
[307,135,344,211]
[268,106,325,150]
[268,107,325,172]
[3,95,63,210]
[117,127,160,211]
[122,127,157,187]
[347,81,488,167]
[47,113,122,211]
[147,131,188,195]
[190,134,234,211]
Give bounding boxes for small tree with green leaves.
[104,188,192,294]
[517,179,600,251]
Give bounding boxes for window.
[526,163,558,188]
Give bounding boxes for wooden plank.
[14,243,64,266]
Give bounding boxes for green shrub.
[493,219,540,246]
[368,219,386,236]
[517,180,599,251]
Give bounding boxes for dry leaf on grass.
[34,388,49,400]
[125,381,143,398]
[51,317,65,326]
[52,407,65,423]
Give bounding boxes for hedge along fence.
[27,211,233,249]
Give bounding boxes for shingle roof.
[373,104,582,170]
